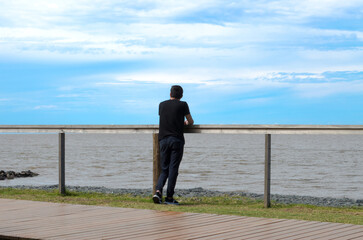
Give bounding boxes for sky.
[0,0,362,125]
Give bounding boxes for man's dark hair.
[170,85,183,99]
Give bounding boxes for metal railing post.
[59,132,66,195]
[152,133,160,194]
[264,134,271,208]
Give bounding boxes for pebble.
[1,185,361,207]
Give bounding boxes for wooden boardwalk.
[0,199,362,240]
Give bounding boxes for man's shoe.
[165,198,179,205]
[152,192,162,204]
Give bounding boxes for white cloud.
[1,0,361,123]
[56,94,82,98]
[0,0,216,30]
[91,69,363,99]
[0,98,10,105]
[34,105,57,110]
[245,0,363,21]
[2,22,361,48]
[2,0,362,25]
[95,69,285,86]
[292,80,363,98]
[0,0,362,74]
[1,22,362,70]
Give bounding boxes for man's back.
[158,99,190,142]
[153,85,193,205]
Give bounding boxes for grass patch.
[0,188,362,225]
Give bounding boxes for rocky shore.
[0,170,39,180]
[1,185,361,207]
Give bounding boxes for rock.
[0,170,39,180]
[19,171,28,177]
[30,171,39,177]
[0,171,6,179]
[6,172,15,179]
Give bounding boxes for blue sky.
[0,0,362,124]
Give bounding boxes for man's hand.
[185,114,194,125]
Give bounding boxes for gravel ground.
[2,185,362,207]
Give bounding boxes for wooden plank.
[251,221,333,240]
[280,222,361,240]
[336,231,363,240]
[117,215,279,240]
[229,221,333,239]
[0,204,138,234]
[24,211,162,239]
[210,219,313,239]
[0,199,362,240]
[15,207,226,237]
[196,220,307,240]
[49,212,217,240]
[0,200,118,218]
[0,210,124,235]
[98,213,243,239]
[166,218,286,240]
[2,207,156,237]
[209,219,319,240]
[306,224,363,240]
[39,211,210,239]
[57,214,209,240]
[62,214,233,240]
[29,208,202,239]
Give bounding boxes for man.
[153,85,194,205]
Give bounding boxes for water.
[0,133,362,199]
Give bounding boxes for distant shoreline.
[1,185,361,207]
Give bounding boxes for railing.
[1,124,362,208]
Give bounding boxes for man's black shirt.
[158,99,190,143]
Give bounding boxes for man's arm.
[184,114,194,125]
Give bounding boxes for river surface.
[0,134,362,199]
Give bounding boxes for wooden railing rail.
[1,124,362,207]
[0,124,363,134]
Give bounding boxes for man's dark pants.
[156,136,184,198]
